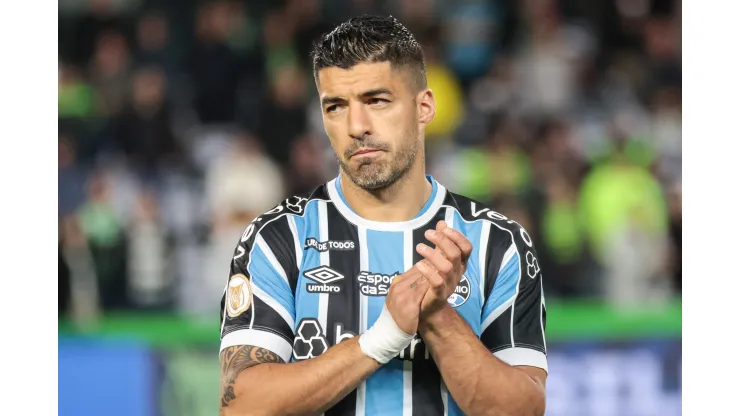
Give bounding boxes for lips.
[351,148,382,157]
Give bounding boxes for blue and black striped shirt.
[220,175,547,416]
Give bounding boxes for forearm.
[419,306,545,416]
[220,338,380,416]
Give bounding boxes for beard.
[336,128,419,191]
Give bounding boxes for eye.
[368,98,388,105]
[325,104,339,113]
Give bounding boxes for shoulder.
[233,184,330,253]
[443,190,542,281]
[442,191,536,252]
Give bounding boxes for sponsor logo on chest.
[304,238,355,252]
[357,271,399,296]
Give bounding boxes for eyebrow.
[321,88,394,107]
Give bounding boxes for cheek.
[378,108,416,141]
[371,107,408,136]
[323,119,348,153]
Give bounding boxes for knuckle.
[451,247,461,259]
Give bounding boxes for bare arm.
[219,270,429,416]
[414,222,547,415]
[219,337,379,416]
[419,305,546,416]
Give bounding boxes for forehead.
[316,62,408,97]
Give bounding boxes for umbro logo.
[304,266,344,293]
[304,266,344,284]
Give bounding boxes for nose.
[347,101,371,140]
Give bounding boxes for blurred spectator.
[262,8,300,78]
[442,0,501,84]
[452,57,518,150]
[423,39,465,143]
[113,65,182,180]
[513,0,595,115]
[205,132,285,234]
[134,11,179,79]
[643,15,681,90]
[540,171,585,296]
[667,180,681,293]
[59,62,98,118]
[649,79,681,184]
[288,134,334,196]
[60,215,101,327]
[59,134,89,218]
[76,172,128,310]
[59,241,71,316]
[200,132,286,314]
[191,1,243,124]
[449,117,533,205]
[392,0,438,35]
[90,30,132,116]
[126,188,173,309]
[468,57,517,118]
[534,118,585,186]
[60,0,131,66]
[255,64,308,165]
[578,138,671,307]
[285,0,331,70]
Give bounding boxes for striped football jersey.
[220,175,547,416]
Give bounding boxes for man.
[219,16,547,416]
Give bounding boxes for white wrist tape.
[358,304,415,364]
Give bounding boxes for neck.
[340,161,432,223]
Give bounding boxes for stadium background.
[58,0,681,415]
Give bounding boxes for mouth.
[350,148,383,158]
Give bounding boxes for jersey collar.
[327,174,447,231]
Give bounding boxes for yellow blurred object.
[425,63,464,139]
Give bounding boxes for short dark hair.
[310,15,427,91]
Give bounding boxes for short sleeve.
[219,213,300,363]
[479,224,547,373]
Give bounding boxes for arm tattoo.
[219,345,284,412]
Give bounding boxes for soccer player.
[219,15,547,416]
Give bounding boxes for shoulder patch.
[226,274,252,317]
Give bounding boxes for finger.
[425,229,461,262]
[436,220,448,233]
[414,258,446,293]
[417,242,454,276]
[442,227,474,263]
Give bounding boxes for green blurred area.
[58,299,681,348]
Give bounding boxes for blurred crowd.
[58,0,681,320]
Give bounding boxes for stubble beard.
[337,129,419,191]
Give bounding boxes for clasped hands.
[384,220,473,336]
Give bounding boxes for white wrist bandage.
[358,305,415,364]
